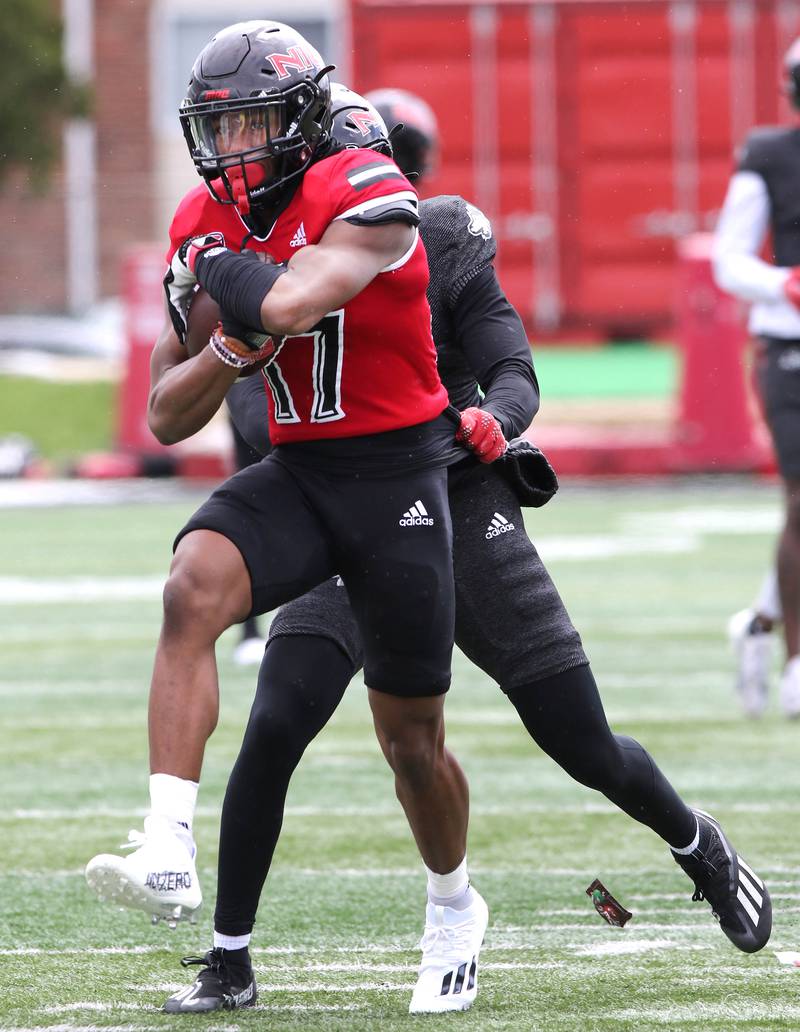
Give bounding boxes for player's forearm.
[148,350,238,445]
[194,222,411,337]
[258,257,347,335]
[712,251,789,305]
[479,361,540,438]
[453,266,540,437]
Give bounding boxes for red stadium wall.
[350,0,800,337]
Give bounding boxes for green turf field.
[0,479,797,1031]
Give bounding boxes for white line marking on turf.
[0,478,206,509]
[571,938,678,956]
[623,507,780,536]
[43,1004,150,1013]
[8,800,800,820]
[0,576,164,604]
[610,1003,800,1023]
[536,534,698,561]
[1,946,163,956]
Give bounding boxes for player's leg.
[213,581,361,937]
[164,581,362,1013]
[149,529,251,781]
[340,467,486,1014]
[756,337,800,716]
[728,569,780,718]
[85,458,337,924]
[450,462,771,953]
[777,475,800,715]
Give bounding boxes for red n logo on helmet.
[350,112,381,136]
[267,45,315,80]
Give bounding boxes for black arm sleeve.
[452,265,540,438]
[225,375,272,458]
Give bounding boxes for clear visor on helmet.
[186,103,284,169]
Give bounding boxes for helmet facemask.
[180,76,330,222]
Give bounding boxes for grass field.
[0,377,115,463]
[0,477,797,1031]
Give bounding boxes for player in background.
[85,21,486,967]
[161,87,773,1016]
[713,37,800,719]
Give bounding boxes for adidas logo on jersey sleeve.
[399,499,434,526]
[485,512,515,539]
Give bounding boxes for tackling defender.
[161,87,773,1015]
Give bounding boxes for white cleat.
[728,608,773,718]
[780,656,800,719]
[409,889,489,1014]
[85,815,202,924]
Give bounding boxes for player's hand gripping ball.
[456,407,508,463]
[185,286,277,379]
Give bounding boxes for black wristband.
[195,249,288,330]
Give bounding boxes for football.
[185,287,272,378]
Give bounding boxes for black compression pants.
[214,643,695,936]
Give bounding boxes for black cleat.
[672,809,772,953]
[163,947,257,1013]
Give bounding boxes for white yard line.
[7,800,800,821]
[623,507,780,536]
[536,534,699,561]
[9,1027,178,1032]
[0,576,165,604]
[571,938,679,957]
[0,935,704,962]
[0,479,205,509]
[609,1002,800,1023]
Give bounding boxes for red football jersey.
[166,150,448,444]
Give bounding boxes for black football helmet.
[785,37,800,110]
[329,83,392,157]
[364,88,439,181]
[180,20,333,231]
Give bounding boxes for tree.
[0,0,86,184]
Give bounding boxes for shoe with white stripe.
[672,810,771,953]
[85,814,202,927]
[408,889,489,1013]
[163,948,256,1013]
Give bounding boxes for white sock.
[670,816,700,855]
[214,931,251,951]
[755,569,782,623]
[425,857,471,908]
[149,773,198,832]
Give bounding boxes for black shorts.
[757,336,800,479]
[175,454,454,696]
[270,461,587,691]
